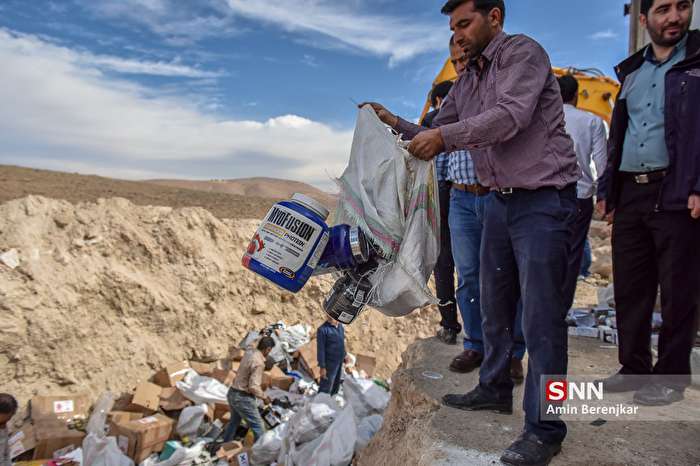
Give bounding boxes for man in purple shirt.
[362,1,579,464]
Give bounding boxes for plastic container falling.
[242,193,330,293]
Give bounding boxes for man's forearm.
[395,117,429,140]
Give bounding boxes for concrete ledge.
[358,337,700,466]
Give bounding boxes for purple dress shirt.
[396,32,580,190]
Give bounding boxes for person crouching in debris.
[222,337,275,443]
[317,316,347,395]
[0,393,19,466]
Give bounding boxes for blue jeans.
[319,359,343,395]
[449,189,525,359]
[222,388,265,442]
[478,185,576,444]
[580,239,592,277]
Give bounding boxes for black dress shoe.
[442,385,512,414]
[436,327,458,345]
[596,372,647,393]
[501,432,562,466]
[633,383,684,406]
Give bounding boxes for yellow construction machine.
[421,59,620,124]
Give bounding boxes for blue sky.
[0,0,631,190]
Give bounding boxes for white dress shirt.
[562,104,608,199]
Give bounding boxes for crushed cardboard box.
[132,382,163,413]
[159,387,192,411]
[297,344,322,381]
[33,424,85,461]
[9,422,37,459]
[153,361,190,388]
[189,361,214,377]
[212,368,237,386]
[111,414,174,463]
[108,411,144,426]
[30,395,90,426]
[356,354,377,378]
[217,441,251,466]
[268,366,295,391]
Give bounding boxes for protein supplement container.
[243,193,330,293]
[312,224,370,276]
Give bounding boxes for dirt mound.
[0,196,438,407]
[147,177,337,210]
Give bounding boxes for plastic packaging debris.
[83,392,135,466]
[566,309,596,328]
[323,259,378,325]
[276,324,312,354]
[334,105,440,317]
[176,404,209,439]
[355,414,383,452]
[421,371,443,380]
[0,249,20,269]
[139,441,207,466]
[251,424,287,465]
[290,406,357,466]
[176,371,228,405]
[344,375,390,419]
[287,402,337,444]
[597,284,615,308]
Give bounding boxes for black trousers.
[434,181,461,332]
[563,197,595,310]
[612,177,700,386]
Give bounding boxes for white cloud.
[78,54,224,78]
[590,30,619,40]
[81,0,239,46]
[0,28,352,189]
[225,0,450,66]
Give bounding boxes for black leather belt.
[620,170,667,184]
[230,388,253,398]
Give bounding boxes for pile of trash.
[9,321,390,466]
[566,284,663,347]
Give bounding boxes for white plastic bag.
[335,105,440,316]
[176,371,228,404]
[288,402,337,444]
[83,392,135,466]
[277,324,311,354]
[343,375,390,419]
[176,404,208,438]
[355,415,383,452]
[252,423,287,465]
[292,406,357,466]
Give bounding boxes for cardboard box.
[297,344,321,381]
[212,402,230,421]
[108,411,144,426]
[132,382,163,413]
[212,368,237,386]
[217,442,251,466]
[189,361,214,377]
[228,346,245,362]
[159,388,191,411]
[112,414,174,464]
[268,366,295,391]
[153,361,190,388]
[355,354,377,378]
[30,395,90,425]
[9,422,37,459]
[33,425,85,460]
